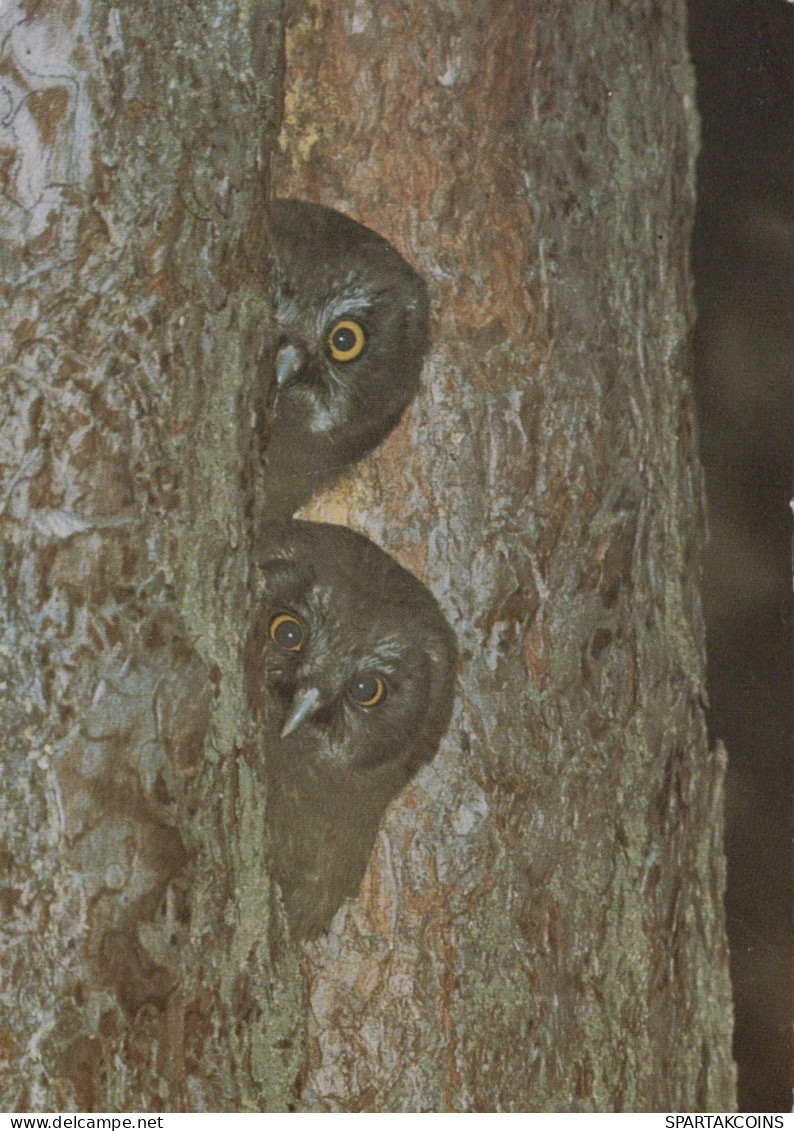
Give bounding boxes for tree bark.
[1,0,735,1114]
[0,0,300,1111]
[275,0,736,1113]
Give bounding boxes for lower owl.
[264,200,430,516]
[245,520,457,939]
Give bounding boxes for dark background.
[688,0,793,1112]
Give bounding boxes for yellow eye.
[327,319,365,362]
[348,673,386,708]
[269,613,304,652]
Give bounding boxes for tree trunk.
[1,0,735,1114]
[276,0,735,1112]
[0,0,299,1111]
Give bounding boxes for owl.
[264,199,430,516]
[245,519,457,939]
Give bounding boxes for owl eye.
[327,319,366,362]
[347,672,386,708]
[269,613,304,652]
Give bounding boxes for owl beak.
[275,342,305,388]
[280,685,323,737]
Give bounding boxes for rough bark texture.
[0,0,301,1111]
[1,0,735,1115]
[274,0,736,1113]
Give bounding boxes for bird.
[263,199,430,517]
[245,519,457,939]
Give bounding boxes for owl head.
[264,200,430,516]
[245,520,456,937]
[247,520,457,781]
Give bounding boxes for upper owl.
[264,200,430,516]
[246,519,457,937]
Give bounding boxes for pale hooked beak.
[280,686,323,738]
[275,342,304,388]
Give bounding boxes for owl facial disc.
[264,199,430,517]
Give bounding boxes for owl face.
[247,520,457,778]
[246,520,456,938]
[264,200,430,515]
